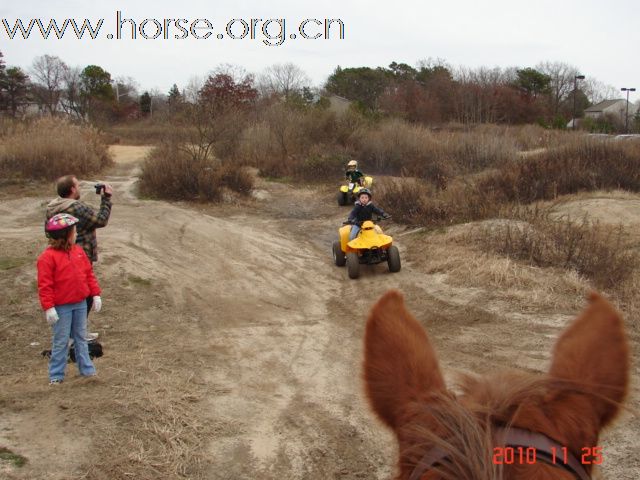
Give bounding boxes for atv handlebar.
[343,215,391,226]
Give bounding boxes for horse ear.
[363,290,445,430]
[549,292,629,429]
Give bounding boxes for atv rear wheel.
[346,252,360,279]
[333,240,346,266]
[387,246,401,272]
[337,192,349,206]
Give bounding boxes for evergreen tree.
[140,91,152,115]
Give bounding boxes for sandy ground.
[0,146,638,479]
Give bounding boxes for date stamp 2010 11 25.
[493,446,603,465]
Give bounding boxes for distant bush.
[237,103,344,180]
[104,118,181,145]
[470,207,639,290]
[353,119,451,187]
[140,143,254,201]
[479,137,640,203]
[374,178,445,225]
[375,176,503,226]
[295,147,350,182]
[0,118,113,179]
[352,119,516,186]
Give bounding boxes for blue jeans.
[349,225,361,241]
[49,301,96,381]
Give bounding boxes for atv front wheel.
[387,246,401,273]
[346,252,360,279]
[333,240,346,266]
[337,192,348,206]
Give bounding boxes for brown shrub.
[0,118,113,179]
[374,177,443,225]
[472,123,571,151]
[470,207,639,290]
[217,162,254,194]
[375,175,505,227]
[479,137,640,203]
[238,104,346,180]
[351,119,516,186]
[353,119,443,175]
[140,144,254,201]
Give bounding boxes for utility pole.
[621,87,636,133]
[573,75,585,130]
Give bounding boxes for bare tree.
[536,61,579,115]
[452,66,511,123]
[211,63,252,84]
[258,63,310,99]
[60,66,86,120]
[31,54,68,114]
[113,76,139,103]
[583,79,617,105]
[183,75,205,104]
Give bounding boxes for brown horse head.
[363,290,629,480]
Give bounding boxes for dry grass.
[0,118,113,180]
[411,225,588,312]
[374,134,640,229]
[479,137,640,204]
[468,207,639,292]
[353,119,517,180]
[105,119,181,145]
[471,124,573,151]
[375,175,504,226]
[83,356,214,480]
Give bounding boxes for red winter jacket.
[37,245,101,310]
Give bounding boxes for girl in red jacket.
[37,213,102,385]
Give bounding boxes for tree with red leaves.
[198,73,257,113]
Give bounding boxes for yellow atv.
[332,217,401,279]
[337,176,373,206]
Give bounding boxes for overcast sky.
[1,0,638,102]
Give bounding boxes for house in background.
[326,94,351,114]
[584,99,638,123]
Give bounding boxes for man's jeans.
[49,301,96,381]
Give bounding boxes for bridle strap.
[408,427,591,480]
[408,446,448,480]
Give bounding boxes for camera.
[94,183,105,195]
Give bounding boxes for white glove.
[45,307,59,326]
[92,296,102,313]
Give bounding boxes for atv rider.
[345,160,365,187]
[347,189,390,241]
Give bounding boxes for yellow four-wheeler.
[337,176,374,206]
[332,218,401,279]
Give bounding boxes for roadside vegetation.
[0,117,112,180]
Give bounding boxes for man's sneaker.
[49,379,63,385]
[85,332,99,342]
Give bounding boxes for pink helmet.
[45,213,79,239]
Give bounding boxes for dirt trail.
[0,146,638,479]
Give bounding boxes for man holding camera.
[46,175,113,341]
[46,175,113,263]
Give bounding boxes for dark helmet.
[45,213,79,239]
[358,188,372,199]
